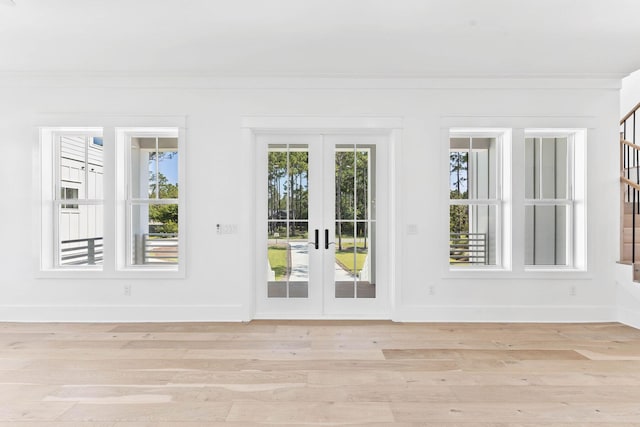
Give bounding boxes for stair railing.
[621,101,640,264]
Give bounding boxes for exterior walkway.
[288,242,354,282]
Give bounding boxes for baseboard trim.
[393,305,617,323]
[0,304,620,324]
[0,304,248,322]
[618,307,640,329]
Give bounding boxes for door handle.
[308,229,319,250]
[324,229,335,250]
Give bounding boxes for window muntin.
[449,133,503,268]
[524,134,575,267]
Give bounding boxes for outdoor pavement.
[288,242,354,282]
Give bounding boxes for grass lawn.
[335,247,368,275]
[267,245,289,280]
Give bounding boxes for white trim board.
[395,305,616,323]
[0,305,248,323]
[0,73,623,90]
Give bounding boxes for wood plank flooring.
[1,321,640,425]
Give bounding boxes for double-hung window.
[524,130,585,268]
[449,130,505,268]
[120,129,180,268]
[40,129,104,269]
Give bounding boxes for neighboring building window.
[54,132,104,268]
[122,129,180,269]
[60,187,79,210]
[524,130,585,268]
[449,130,504,268]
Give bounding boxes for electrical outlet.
[569,285,576,297]
[124,284,132,296]
[428,285,436,296]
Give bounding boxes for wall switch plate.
[217,224,238,235]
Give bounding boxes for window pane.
[470,137,497,200]
[130,137,178,200]
[59,134,103,201]
[130,203,178,266]
[157,155,179,198]
[525,205,568,266]
[58,204,103,267]
[450,137,469,200]
[525,137,569,200]
[449,204,497,266]
[130,137,156,199]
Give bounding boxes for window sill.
[443,268,591,280]
[36,268,185,280]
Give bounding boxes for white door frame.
[244,116,402,320]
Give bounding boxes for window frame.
[523,129,585,271]
[118,128,181,271]
[448,129,507,270]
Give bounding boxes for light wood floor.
[1,321,640,426]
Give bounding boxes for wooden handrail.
[621,139,640,151]
[621,101,640,125]
[621,175,640,191]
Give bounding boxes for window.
[119,129,180,269]
[60,187,79,210]
[40,130,104,269]
[449,130,506,268]
[39,121,184,276]
[524,130,585,269]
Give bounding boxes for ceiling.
[1,0,640,78]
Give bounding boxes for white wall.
[621,69,640,119]
[0,76,621,322]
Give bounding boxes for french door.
[255,133,390,318]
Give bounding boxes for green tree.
[148,172,179,234]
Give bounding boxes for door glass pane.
[336,145,355,221]
[58,204,103,267]
[288,146,309,220]
[335,222,356,298]
[129,203,179,266]
[336,143,377,299]
[288,221,309,298]
[356,221,375,298]
[267,221,288,297]
[356,147,372,220]
[267,144,309,299]
[525,205,568,266]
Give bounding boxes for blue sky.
[160,154,179,185]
